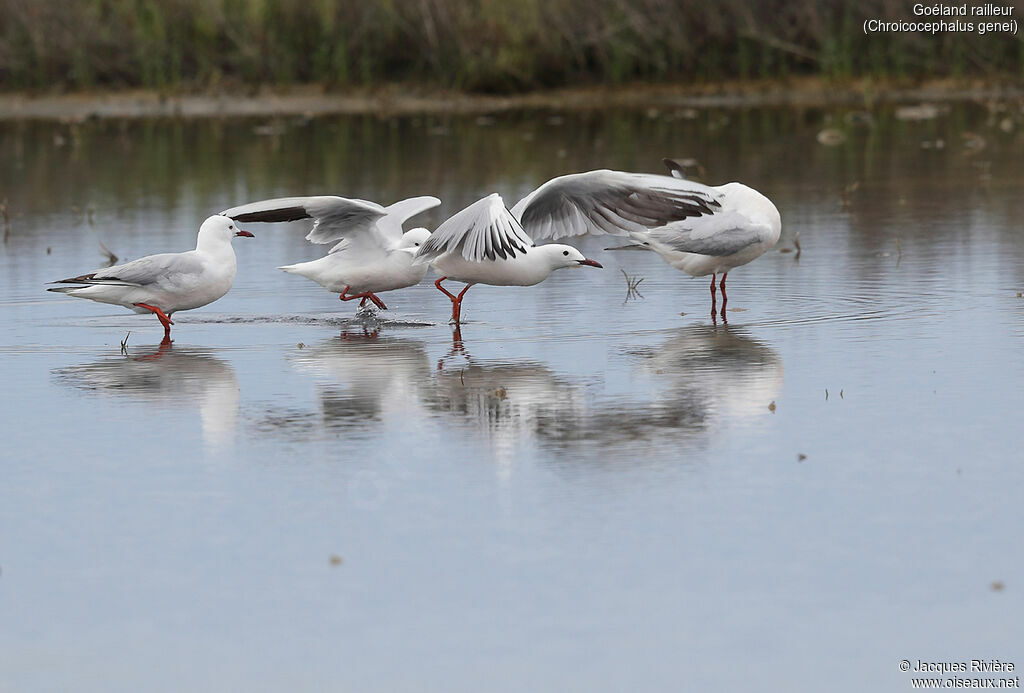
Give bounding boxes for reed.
[0,0,1020,93]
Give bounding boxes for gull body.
[221,195,439,310]
[47,215,253,338]
[278,227,431,294]
[413,193,603,323]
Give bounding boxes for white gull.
[510,162,781,317]
[48,215,253,340]
[220,195,440,310]
[412,193,603,324]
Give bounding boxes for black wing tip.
[50,273,97,284]
[227,206,312,224]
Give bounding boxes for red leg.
[341,285,387,310]
[134,302,174,338]
[435,277,472,324]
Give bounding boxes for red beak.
[577,258,603,268]
[235,230,255,238]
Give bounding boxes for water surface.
[2,104,1023,691]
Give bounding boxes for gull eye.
[415,243,420,246]
[563,250,569,256]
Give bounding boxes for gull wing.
[375,196,441,244]
[642,212,775,257]
[50,252,205,288]
[414,193,533,264]
[509,169,723,240]
[220,196,387,245]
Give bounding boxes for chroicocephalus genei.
[47,215,253,340]
[220,195,440,310]
[510,164,781,318]
[412,193,602,324]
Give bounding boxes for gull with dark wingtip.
[511,161,781,319]
[48,215,254,340]
[221,195,440,311]
[413,194,603,324]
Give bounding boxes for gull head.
[540,244,604,271]
[198,215,255,247]
[399,227,431,250]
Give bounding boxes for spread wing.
[51,252,205,288]
[220,196,387,245]
[509,170,723,240]
[375,196,441,243]
[327,195,440,255]
[413,193,533,264]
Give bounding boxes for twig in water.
[621,269,645,300]
[120,331,131,355]
[779,232,801,259]
[895,237,902,266]
[839,181,860,210]
[1,199,9,244]
[98,239,118,265]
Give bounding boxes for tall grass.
[0,0,1020,93]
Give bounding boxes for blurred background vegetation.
[0,0,1021,94]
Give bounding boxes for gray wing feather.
[646,224,767,257]
[375,196,441,244]
[414,194,533,265]
[52,253,205,287]
[220,196,387,245]
[511,170,723,240]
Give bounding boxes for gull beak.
[235,230,255,238]
[577,258,603,268]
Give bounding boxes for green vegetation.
[1,0,1021,93]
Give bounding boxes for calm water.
[2,104,1023,691]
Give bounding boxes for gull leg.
[134,302,174,338]
[435,277,472,324]
[341,285,386,310]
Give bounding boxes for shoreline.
[1,78,1021,121]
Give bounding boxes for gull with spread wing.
[220,195,440,310]
[511,162,781,318]
[47,215,254,340]
[412,194,603,324]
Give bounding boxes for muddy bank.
[1,79,1022,121]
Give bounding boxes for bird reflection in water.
[287,330,433,432]
[632,324,784,425]
[432,326,588,473]
[53,340,240,449]
[433,323,782,460]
